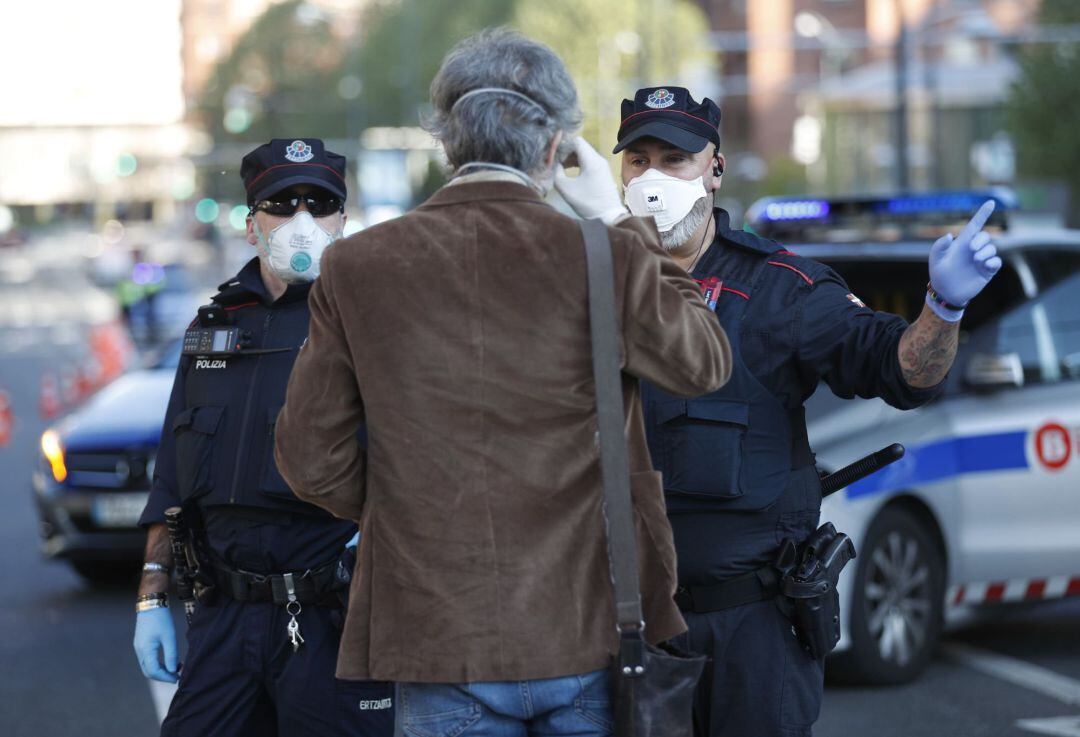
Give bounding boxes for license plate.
[92,493,149,528]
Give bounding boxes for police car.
[747,191,1080,684]
[32,341,180,583]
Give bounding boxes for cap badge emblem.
[645,89,675,109]
[285,140,314,163]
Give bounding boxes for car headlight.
[41,430,67,483]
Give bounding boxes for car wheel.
[69,559,138,586]
[828,506,945,685]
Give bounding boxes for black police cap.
[613,87,721,155]
[241,138,347,206]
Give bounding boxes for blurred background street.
[3,0,1080,735]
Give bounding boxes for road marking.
[1015,716,1080,737]
[943,644,1080,707]
[943,644,1080,737]
[148,680,177,723]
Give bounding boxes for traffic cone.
[39,374,62,419]
[75,364,93,401]
[0,390,12,447]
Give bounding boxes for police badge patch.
[645,88,676,109]
[284,140,314,162]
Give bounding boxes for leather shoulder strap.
[579,218,644,635]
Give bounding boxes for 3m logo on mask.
[643,188,666,212]
[194,359,228,370]
[357,698,393,711]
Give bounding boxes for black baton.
[164,506,196,624]
[820,443,905,498]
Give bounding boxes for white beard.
[660,196,712,251]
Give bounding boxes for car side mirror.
[964,352,1024,391]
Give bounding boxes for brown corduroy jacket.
[274,180,732,683]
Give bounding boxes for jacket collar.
[214,257,311,307]
[417,180,547,209]
[691,207,782,279]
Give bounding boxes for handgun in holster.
[775,522,856,660]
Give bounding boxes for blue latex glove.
[926,200,1002,322]
[345,531,359,548]
[133,607,178,683]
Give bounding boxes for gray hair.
[425,28,582,176]
[661,196,713,250]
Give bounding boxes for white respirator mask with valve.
[254,210,340,284]
[623,168,708,232]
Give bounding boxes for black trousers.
[670,599,824,737]
[161,597,393,737]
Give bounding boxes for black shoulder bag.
[580,219,705,737]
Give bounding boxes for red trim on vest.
[767,261,813,285]
[721,286,749,300]
[224,301,259,311]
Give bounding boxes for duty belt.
[674,567,780,614]
[213,560,341,606]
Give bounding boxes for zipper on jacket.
[229,309,274,504]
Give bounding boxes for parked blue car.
[33,341,180,583]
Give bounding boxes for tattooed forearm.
[898,304,961,388]
[138,523,173,596]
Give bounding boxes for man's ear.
[706,152,726,193]
[246,215,259,247]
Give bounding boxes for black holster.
[777,523,856,659]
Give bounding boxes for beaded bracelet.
[926,282,966,312]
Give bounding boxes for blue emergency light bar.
[746,190,1015,242]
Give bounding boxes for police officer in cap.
[556,89,1001,737]
[133,138,394,737]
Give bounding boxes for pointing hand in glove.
[926,200,1002,322]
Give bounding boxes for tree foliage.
[199,0,712,148]
[343,0,517,129]
[514,0,713,148]
[198,0,350,142]
[1005,0,1080,222]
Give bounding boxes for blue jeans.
[400,668,612,737]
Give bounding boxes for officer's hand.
[133,607,179,683]
[345,531,359,549]
[927,200,1002,322]
[554,137,628,226]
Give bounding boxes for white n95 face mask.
[255,211,340,283]
[624,169,708,232]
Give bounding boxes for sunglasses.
[251,193,344,217]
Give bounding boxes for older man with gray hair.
[274,28,732,737]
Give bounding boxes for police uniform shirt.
[650,208,943,584]
[140,258,355,573]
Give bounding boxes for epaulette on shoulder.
[210,280,256,307]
